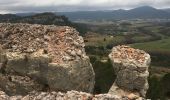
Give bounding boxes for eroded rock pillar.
[108,45,150,98]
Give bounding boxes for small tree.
[104,38,106,41]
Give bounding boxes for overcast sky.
[0,0,170,14]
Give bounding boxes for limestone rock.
[0,74,44,96]
[108,45,151,98]
[0,23,95,95]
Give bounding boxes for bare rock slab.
[108,45,151,98]
[0,23,95,95]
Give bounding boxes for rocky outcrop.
[0,23,151,100]
[108,45,151,98]
[0,23,95,95]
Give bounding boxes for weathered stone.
[0,23,150,99]
[0,23,95,95]
[0,73,44,96]
[47,59,94,93]
[108,45,151,97]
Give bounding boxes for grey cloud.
[0,0,170,13]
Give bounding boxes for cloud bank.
[0,0,170,13]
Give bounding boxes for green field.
[131,37,170,52]
[85,34,125,46]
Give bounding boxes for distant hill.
[16,12,71,26]
[16,12,36,17]
[119,6,170,19]
[57,6,170,21]
[0,14,21,22]
[0,12,88,35]
[163,8,170,13]
[0,12,71,26]
[13,6,170,21]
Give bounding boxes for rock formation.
[0,23,95,95]
[0,23,151,100]
[108,45,151,98]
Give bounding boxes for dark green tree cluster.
[0,13,88,35]
[147,73,170,100]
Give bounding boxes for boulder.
[0,23,95,95]
[108,45,151,97]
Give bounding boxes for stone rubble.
[108,45,151,98]
[0,90,139,100]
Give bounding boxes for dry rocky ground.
[0,23,150,100]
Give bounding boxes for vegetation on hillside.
[0,12,88,35]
